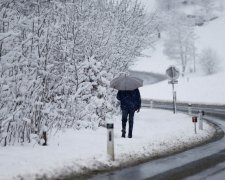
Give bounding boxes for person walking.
[117,89,141,138]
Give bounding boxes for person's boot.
[121,121,126,138]
[121,129,126,138]
[128,122,133,138]
[128,131,132,138]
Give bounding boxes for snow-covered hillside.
[133,0,225,104]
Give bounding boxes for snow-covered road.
[186,116,225,180]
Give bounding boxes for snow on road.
[0,109,214,179]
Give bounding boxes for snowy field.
[0,109,215,180]
[140,71,225,104]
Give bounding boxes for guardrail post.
[150,100,153,108]
[107,123,114,161]
[188,104,192,115]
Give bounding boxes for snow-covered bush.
[0,0,156,146]
[199,48,221,75]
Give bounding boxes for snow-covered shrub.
[199,48,221,75]
[0,0,156,146]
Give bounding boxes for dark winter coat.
[117,89,141,111]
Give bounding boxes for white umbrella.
[110,74,143,91]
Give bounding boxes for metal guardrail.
[142,99,225,119]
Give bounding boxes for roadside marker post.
[192,116,198,134]
[199,110,205,130]
[107,123,115,161]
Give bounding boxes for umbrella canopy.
[110,75,143,90]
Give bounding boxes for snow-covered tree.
[0,0,32,146]
[163,13,196,76]
[0,0,157,146]
[199,0,216,20]
[200,48,221,75]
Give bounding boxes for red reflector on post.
[192,116,197,123]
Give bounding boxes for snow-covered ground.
[140,71,225,104]
[0,109,214,180]
[1,1,225,179]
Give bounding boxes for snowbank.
[0,109,215,179]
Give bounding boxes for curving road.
[88,101,225,180]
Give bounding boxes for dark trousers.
[121,109,134,135]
